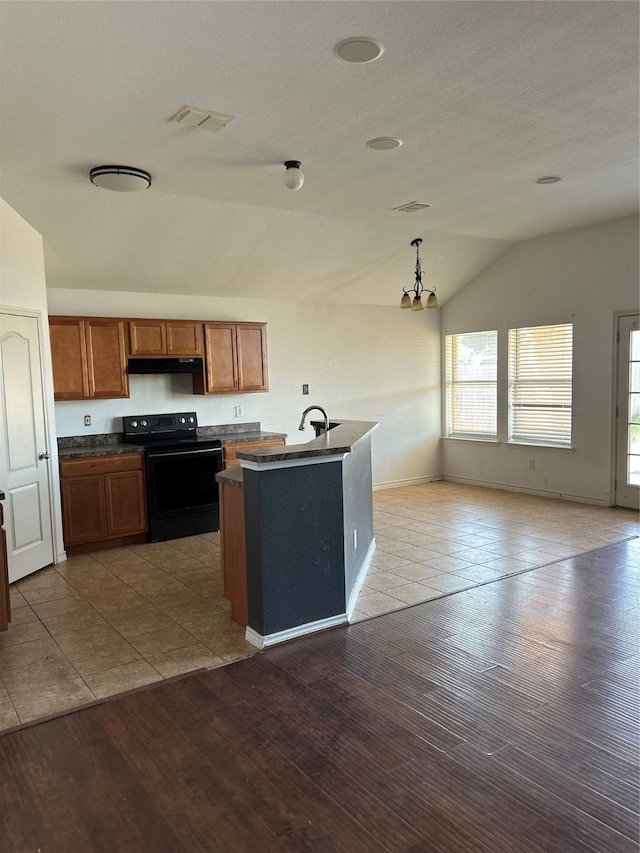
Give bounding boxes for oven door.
[145,446,223,542]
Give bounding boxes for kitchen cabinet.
[129,319,202,357]
[193,322,268,395]
[219,480,247,626]
[0,495,10,633]
[222,437,285,468]
[49,316,129,401]
[60,454,147,552]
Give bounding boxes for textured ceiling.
[0,1,637,307]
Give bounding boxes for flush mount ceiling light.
[535,175,561,184]
[334,37,384,63]
[89,165,152,192]
[366,137,403,151]
[284,160,304,190]
[400,238,438,311]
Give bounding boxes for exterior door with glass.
[615,313,640,509]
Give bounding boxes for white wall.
[441,215,639,504]
[46,289,442,487]
[0,198,65,561]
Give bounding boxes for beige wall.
[440,215,639,504]
[47,289,442,488]
[0,198,65,561]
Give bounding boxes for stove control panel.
[123,411,198,439]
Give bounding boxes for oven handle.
[147,448,223,460]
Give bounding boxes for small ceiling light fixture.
[535,175,561,184]
[366,137,403,151]
[89,165,152,192]
[334,37,384,63]
[284,160,304,190]
[400,238,438,311]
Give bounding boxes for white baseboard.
[55,550,67,565]
[245,612,348,650]
[346,538,376,621]
[373,475,443,491]
[442,475,610,507]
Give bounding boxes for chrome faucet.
[299,405,330,433]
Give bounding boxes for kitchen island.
[217,419,378,648]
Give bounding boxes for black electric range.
[123,412,223,542]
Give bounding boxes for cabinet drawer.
[60,453,144,479]
[223,438,285,468]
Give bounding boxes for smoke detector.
[170,106,235,132]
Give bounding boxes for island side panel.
[342,436,374,602]
[243,462,346,637]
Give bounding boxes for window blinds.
[446,331,497,438]
[508,323,573,445]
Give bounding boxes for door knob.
[38,452,50,460]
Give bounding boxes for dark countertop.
[216,464,244,488]
[215,431,286,445]
[57,426,287,460]
[58,444,145,460]
[236,420,378,465]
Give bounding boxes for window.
[445,331,497,439]
[508,323,573,446]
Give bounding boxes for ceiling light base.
[89,165,152,192]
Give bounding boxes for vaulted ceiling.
[1,1,637,306]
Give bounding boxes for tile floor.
[1,481,638,732]
[0,530,255,730]
[352,480,639,620]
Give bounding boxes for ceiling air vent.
[392,201,432,213]
[170,106,235,132]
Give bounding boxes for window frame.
[507,322,574,448]
[445,330,498,441]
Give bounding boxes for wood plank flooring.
[1,538,638,852]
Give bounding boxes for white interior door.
[0,312,54,581]
[615,313,640,510]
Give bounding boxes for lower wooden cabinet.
[222,438,285,468]
[219,482,248,627]
[0,499,10,633]
[60,454,147,551]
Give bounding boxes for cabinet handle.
[38,452,50,460]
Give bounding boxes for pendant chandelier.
[400,238,438,311]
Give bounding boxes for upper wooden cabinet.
[129,319,202,357]
[194,322,268,395]
[49,317,129,401]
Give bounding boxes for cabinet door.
[166,321,202,356]
[223,438,285,468]
[129,319,167,355]
[105,470,147,536]
[49,317,89,400]
[61,475,108,544]
[236,324,268,392]
[202,323,238,393]
[219,483,248,626]
[86,319,129,398]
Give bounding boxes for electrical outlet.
[84,415,91,427]
[302,384,309,395]
[234,406,244,418]
[529,459,535,469]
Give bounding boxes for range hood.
[127,357,204,375]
